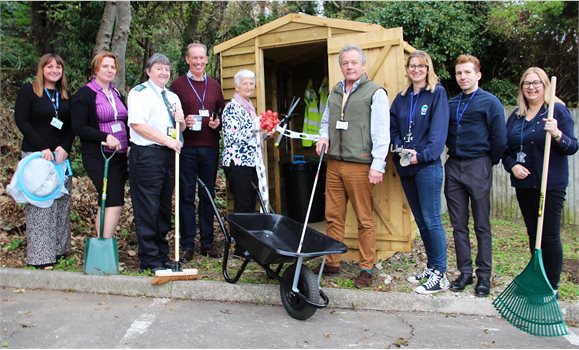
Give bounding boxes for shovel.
[84,143,119,275]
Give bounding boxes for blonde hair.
[516,67,553,116]
[402,50,439,96]
[91,51,118,77]
[32,53,68,99]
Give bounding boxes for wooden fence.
[491,107,579,225]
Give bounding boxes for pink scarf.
[233,92,256,118]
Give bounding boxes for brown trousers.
[325,159,376,270]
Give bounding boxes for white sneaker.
[407,267,434,284]
[415,269,449,294]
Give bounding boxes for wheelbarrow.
[197,146,347,320]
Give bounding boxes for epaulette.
[134,84,147,92]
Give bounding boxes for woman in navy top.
[14,53,74,269]
[390,50,450,294]
[502,67,578,295]
[71,51,129,239]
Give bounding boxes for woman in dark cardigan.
[14,53,74,269]
[71,51,129,238]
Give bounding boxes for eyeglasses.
[522,80,542,89]
[408,64,428,71]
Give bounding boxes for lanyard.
[105,89,118,121]
[455,89,478,126]
[408,90,421,130]
[519,117,526,147]
[44,88,60,118]
[186,74,207,109]
[146,80,175,126]
[340,92,350,120]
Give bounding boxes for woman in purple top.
[71,51,129,239]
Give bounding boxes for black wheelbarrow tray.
[198,179,347,320]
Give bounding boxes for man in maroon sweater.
[171,43,225,261]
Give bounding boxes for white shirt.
[127,79,182,146]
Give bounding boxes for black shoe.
[475,277,491,297]
[201,244,222,259]
[180,249,195,263]
[312,264,340,276]
[449,273,473,292]
[139,265,165,274]
[163,260,181,271]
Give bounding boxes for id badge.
[336,120,349,130]
[111,123,122,133]
[199,109,210,118]
[516,151,526,163]
[167,127,176,139]
[50,117,63,130]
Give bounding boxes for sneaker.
[414,269,449,294]
[407,266,434,284]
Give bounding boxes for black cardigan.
[71,86,129,156]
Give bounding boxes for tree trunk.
[93,1,132,92]
[30,2,58,55]
[111,2,131,92]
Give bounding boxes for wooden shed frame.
[215,13,416,261]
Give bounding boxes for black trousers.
[444,156,493,279]
[516,188,565,290]
[129,145,174,269]
[223,165,257,213]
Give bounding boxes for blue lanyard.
[44,88,60,118]
[186,75,207,109]
[519,117,526,147]
[146,80,175,126]
[455,89,478,126]
[408,90,421,130]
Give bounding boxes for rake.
[492,76,568,337]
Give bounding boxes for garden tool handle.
[99,142,117,239]
[174,127,181,262]
[535,76,556,250]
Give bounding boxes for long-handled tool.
[84,143,119,275]
[151,126,198,285]
[493,76,568,337]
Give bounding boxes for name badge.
[167,127,176,139]
[111,123,122,133]
[516,151,526,163]
[336,120,349,130]
[199,109,210,117]
[50,117,63,130]
[421,105,428,116]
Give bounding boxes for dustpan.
[84,144,119,275]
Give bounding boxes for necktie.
[161,90,175,126]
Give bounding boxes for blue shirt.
[502,103,578,190]
[447,88,506,165]
[390,83,449,176]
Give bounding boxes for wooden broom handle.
[535,76,557,249]
[174,127,181,262]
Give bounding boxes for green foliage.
[2,238,23,252]
[365,1,491,84]
[484,78,518,106]
[54,255,79,271]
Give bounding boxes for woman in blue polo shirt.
[390,50,450,294]
[502,67,578,297]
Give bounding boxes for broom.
[151,121,198,285]
[492,76,568,337]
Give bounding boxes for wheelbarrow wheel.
[280,263,318,320]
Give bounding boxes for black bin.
[282,156,326,223]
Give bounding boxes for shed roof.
[214,13,385,54]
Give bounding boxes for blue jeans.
[400,160,447,272]
[179,146,219,250]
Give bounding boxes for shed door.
[327,28,414,260]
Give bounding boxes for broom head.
[493,249,568,337]
[151,267,199,285]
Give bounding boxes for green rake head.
[493,249,569,337]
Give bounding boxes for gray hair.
[234,69,256,87]
[145,53,171,71]
[186,43,207,56]
[339,44,366,65]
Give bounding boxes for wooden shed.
[214,13,416,261]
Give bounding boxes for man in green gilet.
[315,44,390,288]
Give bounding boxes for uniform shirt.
[127,80,182,146]
[319,77,390,173]
[390,83,449,176]
[502,103,578,190]
[447,88,506,165]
